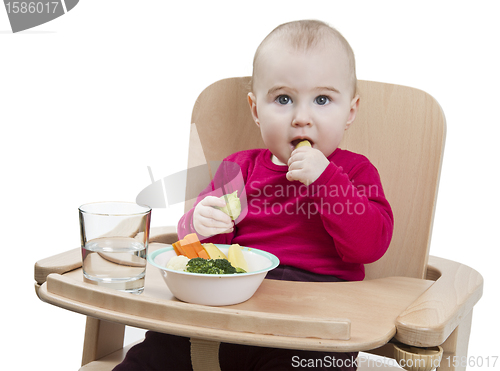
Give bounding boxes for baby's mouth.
[290,138,313,148]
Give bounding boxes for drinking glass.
[79,202,151,294]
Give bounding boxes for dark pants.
[113,266,358,371]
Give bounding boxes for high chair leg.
[81,317,125,367]
[436,310,473,371]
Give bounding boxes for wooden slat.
[81,317,125,366]
[37,256,432,352]
[395,256,483,347]
[149,225,178,244]
[79,340,142,371]
[34,227,175,287]
[34,247,81,286]
[348,81,446,280]
[436,310,473,371]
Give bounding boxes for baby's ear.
[247,92,260,127]
[345,94,360,130]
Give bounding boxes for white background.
[1,1,499,370]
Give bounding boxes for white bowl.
[148,244,280,306]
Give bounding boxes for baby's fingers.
[286,159,304,181]
[193,212,233,237]
[202,214,233,230]
[198,198,232,224]
[286,169,301,182]
[200,195,227,209]
[286,166,310,185]
[194,214,233,237]
[193,196,234,237]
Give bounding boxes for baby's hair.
[251,20,357,96]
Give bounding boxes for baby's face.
[249,41,358,165]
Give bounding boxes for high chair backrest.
[186,77,446,280]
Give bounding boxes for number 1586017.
[444,356,498,368]
[5,2,59,14]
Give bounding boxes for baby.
[181,19,393,282]
[116,19,393,370]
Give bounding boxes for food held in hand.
[216,190,241,220]
[295,140,311,148]
[228,244,248,272]
[166,255,190,271]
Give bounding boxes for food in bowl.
[185,257,245,274]
[203,243,228,259]
[170,234,249,274]
[172,233,207,259]
[148,244,279,305]
[166,255,190,271]
[227,243,248,272]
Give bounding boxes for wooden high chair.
[35,78,483,371]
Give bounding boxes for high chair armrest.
[34,226,177,290]
[395,255,483,347]
[149,226,178,244]
[35,248,82,287]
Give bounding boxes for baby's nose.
[292,106,312,127]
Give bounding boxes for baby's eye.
[276,95,292,105]
[315,95,330,105]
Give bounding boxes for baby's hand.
[193,196,234,237]
[286,147,330,185]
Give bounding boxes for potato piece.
[295,140,311,148]
[228,244,248,272]
[202,243,228,260]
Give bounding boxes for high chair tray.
[37,243,434,352]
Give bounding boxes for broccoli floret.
[185,258,212,274]
[212,258,237,274]
[185,258,245,274]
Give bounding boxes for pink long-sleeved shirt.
[177,148,393,281]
